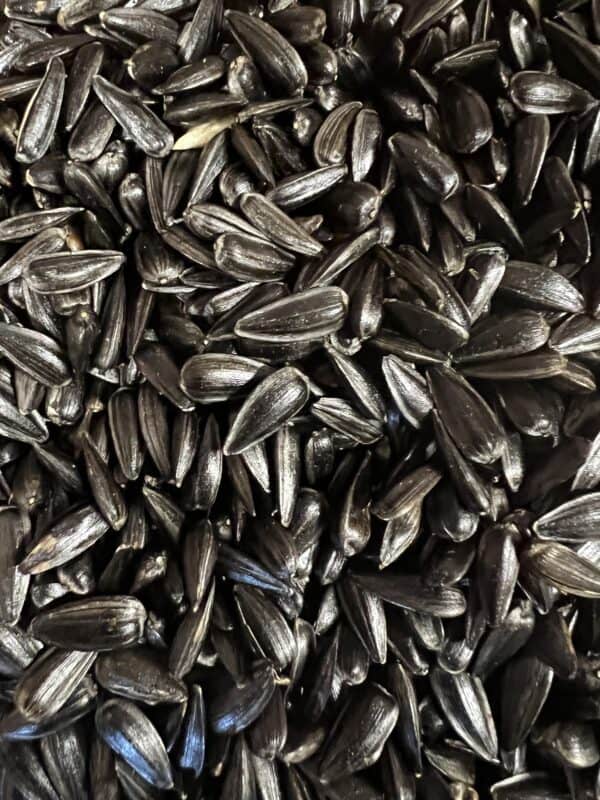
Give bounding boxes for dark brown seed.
[0,207,82,242]
[0,323,70,387]
[235,584,296,669]
[171,413,198,487]
[0,508,29,625]
[465,184,523,254]
[135,342,195,412]
[477,523,519,627]
[108,388,143,482]
[180,353,269,404]
[235,287,348,342]
[274,424,301,528]
[387,299,468,352]
[533,493,600,542]
[68,99,116,162]
[513,115,550,206]
[0,226,66,286]
[40,726,88,800]
[81,433,127,530]
[0,623,42,678]
[138,383,171,479]
[183,519,217,608]
[374,465,441,521]
[500,260,585,313]
[388,132,460,202]
[401,0,462,37]
[0,741,60,799]
[455,311,550,363]
[501,653,554,750]
[214,232,295,282]
[337,575,386,664]
[523,542,600,597]
[239,192,324,256]
[64,41,104,132]
[311,397,382,445]
[169,580,214,677]
[439,80,492,154]
[177,684,205,777]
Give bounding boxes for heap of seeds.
[0,0,599,796]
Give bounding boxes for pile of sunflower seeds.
[2,0,600,795]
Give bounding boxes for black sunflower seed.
[96,698,174,789]
[19,504,109,574]
[30,596,147,650]
[209,660,276,735]
[16,57,66,164]
[24,250,124,294]
[224,367,309,455]
[93,75,173,158]
[95,647,186,705]
[388,131,460,202]
[510,70,596,114]
[14,647,97,721]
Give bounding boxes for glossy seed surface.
[0,0,597,795]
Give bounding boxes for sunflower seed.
[15,648,97,721]
[96,698,174,789]
[30,596,147,650]
[16,58,65,164]
[19,504,109,574]
[24,250,124,294]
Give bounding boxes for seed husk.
[388,131,460,202]
[0,207,82,242]
[0,323,71,387]
[226,10,307,96]
[428,365,506,464]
